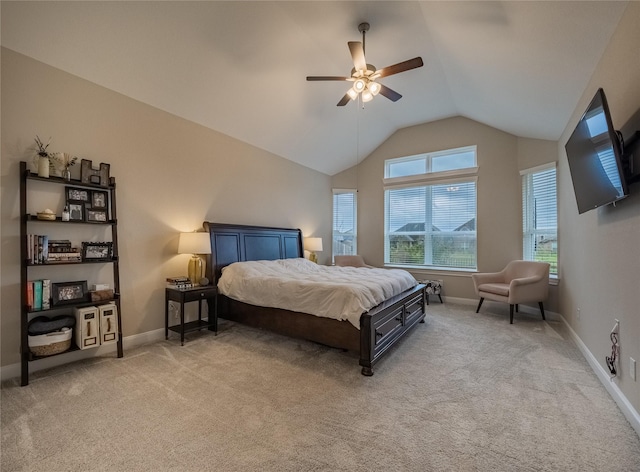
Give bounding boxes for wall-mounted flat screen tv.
[565,88,629,214]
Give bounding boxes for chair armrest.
[472,271,504,286]
[510,275,544,287]
[509,275,549,303]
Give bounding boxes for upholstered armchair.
[334,255,373,268]
[471,260,550,324]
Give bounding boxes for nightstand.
[165,285,217,345]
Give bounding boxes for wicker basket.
[28,328,72,357]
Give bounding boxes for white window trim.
[384,167,479,188]
[519,161,556,176]
[332,188,357,261]
[521,162,558,280]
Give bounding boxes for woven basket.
[29,329,72,357]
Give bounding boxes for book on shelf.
[26,281,34,308]
[33,280,43,311]
[47,251,82,263]
[28,279,53,310]
[41,279,51,310]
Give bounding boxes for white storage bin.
[74,306,100,349]
[28,328,72,357]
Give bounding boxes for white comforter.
[217,258,417,329]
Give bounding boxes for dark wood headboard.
[203,222,304,285]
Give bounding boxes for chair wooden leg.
[515,304,519,312]
[510,304,514,324]
[539,302,546,320]
[476,298,484,313]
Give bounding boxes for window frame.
[383,146,478,271]
[521,163,558,278]
[332,189,357,262]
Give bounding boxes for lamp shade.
[305,237,323,252]
[178,232,211,255]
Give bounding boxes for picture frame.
[68,202,85,221]
[86,209,108,223]
[65,186,90,202]
[52,280,89,306]
[91,190,108,209]
[82,242,113,261]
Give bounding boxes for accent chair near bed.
[472,260,550,324]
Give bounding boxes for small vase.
[37,156,50,178]
[63,167,71,181]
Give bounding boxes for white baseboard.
[558,313,640,437]
[0,328,165,382]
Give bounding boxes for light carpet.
[2,302,639,471]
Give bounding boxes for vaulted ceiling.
[1,1,627,175]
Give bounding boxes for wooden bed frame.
[204,222,426,375]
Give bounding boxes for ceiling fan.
[307,22,424,106]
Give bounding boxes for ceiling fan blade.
[306,76,350,81]
[348,41,367,72]
[337,94,352,106]
[375,57,424,78]
[378,83,402,102]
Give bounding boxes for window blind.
[332,190,357,259]
[384,181,476,269]
[522,167,557,275]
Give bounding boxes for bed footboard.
[359,284,426,376]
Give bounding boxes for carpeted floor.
[2,302,639,471]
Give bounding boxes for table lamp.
[178,232,212,285]
[305,237,323,263]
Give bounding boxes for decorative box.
[98,303,118,345]
[74,306,100,349]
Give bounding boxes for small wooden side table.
[165,285,217,345]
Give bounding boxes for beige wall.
[0,48,332,367]
[557,3,640,414]
[333,116,559,311]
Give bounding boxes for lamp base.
[188,255,204,285]
[309,252,318,264]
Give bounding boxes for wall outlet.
[631,358,636,381]
[576,307,580,320]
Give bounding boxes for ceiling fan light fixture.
[347,88,359,100]
[368,81,381,96]
[353,78,366,93]
[362,89,373,102]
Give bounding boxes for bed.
[204,222,426,375]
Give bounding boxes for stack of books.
[27,236,81,264]
[27,234,49,264]
[27,279,51,311]
[166,276,193,290]
[46,240,82,263]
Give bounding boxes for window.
[332,189,357,261]
[522,164,557,276]
[384,146,477,270]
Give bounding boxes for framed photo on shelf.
[82,242,113,261]
[52,281,89,306]
[68,202,85,221]
[86,209,108,223]
[91,190,108,209]
[65,186,90,202]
